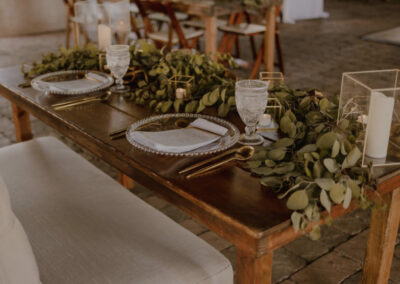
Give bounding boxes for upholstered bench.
[0,137,233,284]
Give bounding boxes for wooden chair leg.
[236,247,273,284]
[249,35,257,60]
[235,36,241,58]
[361,187,400,284]
[118,172,135,190]
[11,103,33,142]
[66,17,71,48]
[275,31,284,73]
[250,43,264,79]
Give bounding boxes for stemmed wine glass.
[235,80,269,145]
[106,45,131,93]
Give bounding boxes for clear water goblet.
[235,80,269,145]
[106,44,130,93]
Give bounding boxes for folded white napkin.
[39,72,106,93]
[132,118,228,153]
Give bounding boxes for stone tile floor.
[1,0,400,283]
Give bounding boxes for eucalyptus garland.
[24,43,379,240]
[246,87,378,239]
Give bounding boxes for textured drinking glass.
[106,45,130,93]
[235,80,269,145]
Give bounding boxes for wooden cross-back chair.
[134,0,203,51]
[218,7,284,78]
[63,0,78,48]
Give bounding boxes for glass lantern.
[168,75,195,101]
[259,72,284,89]
[338,69,400,167]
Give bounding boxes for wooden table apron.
[1,66,400,284]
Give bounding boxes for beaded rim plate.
[31,70,114,96]
[126,113,240,156]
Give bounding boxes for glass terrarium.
[338,69,400,167]
[73,0,131,48]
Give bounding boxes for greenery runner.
[23,42,379,239]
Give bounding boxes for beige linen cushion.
[0,137,233,284]
[0,176,41,284]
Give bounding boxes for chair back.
[134,0,188,49]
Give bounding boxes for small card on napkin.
[132,118,228,153]
[39,72,106,93]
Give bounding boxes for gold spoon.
[185,146,254,179]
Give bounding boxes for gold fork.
[53,91,112,110]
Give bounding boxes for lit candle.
[365,91,395,159]
[259,113,272,127]
[357,114,368,125]
[175,88,186,100]
[98,24,112,50]
[116,20,127,44]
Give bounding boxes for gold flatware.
[257,127,278,133]
[179,146,244,174]
[53,91,112,110]
[109,128,128,140]
[185,146,254,179]
[18,81,31,88]
[51,94,103,108]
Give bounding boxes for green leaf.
[320,189,331,213]
[217,102,230,117]
[343,185,352,209]
[298,144,317,154]
[268,147,286,161]
[313,161,323,178]
[342,147,362,169]
[205,88,219,106]
[272,138,294,148]
[287,123,297,138]
[280,116,291,133]
[330,183,346,204]
[309,225,321,240]
[246,160,262,169]
[174,99,183,112]
[287,190,309,210]
[317,132,337,149]
[304,153,313,162]
[197,101,206,113]
[220,88,227,102]
[325,215,333,226]
[323,158,339,173]
[331,140,340,158]
[252,167,274,176]
[291,212,302,233]
[184,100,199,113]
[274,162,296,174]
[305,205,313,220]
[315,178,334,190]
[227,96,235,106]
[348,179,361,198]
[319,98,331,112]
[161,101,172,113]
[264,159,276,167]
[260,176,282,188]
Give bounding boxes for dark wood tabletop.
[3,65,400,283]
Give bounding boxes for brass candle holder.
[168,75,194,101]
[259,72,284,88]
[98,50,107,72]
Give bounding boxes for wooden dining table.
[1,66,400,283]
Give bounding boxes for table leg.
[205,16,218,56]
[236,247,273,284]
[118,172,134,190]
[264,6,277,72]
[361,187,400,284]
[11,103,33,142]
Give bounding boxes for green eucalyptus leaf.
[268,147,286,161]
[287,190,309,210]
[217,102,230,117]
[309,225,321,240]
[331,140,340,158]
[323,158,339,173]
[260,176,282,188]
[320,189,331,213]
[174,99,183,112]
[246,160,262,169]
[184,100,199,113]
[343,185,352,209]
[348,179,361,198]
[313,161,323,178]
[330,183,346,204]
[251,167,274,176]
[315,178,334,190]
[280,116,291,133]
[274,162,296,174]
[298,144,317,154]
[317,132,337,149]
[291,212,302,233]
[264,159,276,167]
[161,101,172,113]
[305,205,313,220]
[272,138,294,148]
[205,88,219,106]
[342,147,362,169]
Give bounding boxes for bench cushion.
[0,176,41,284]
[0,137,233,284]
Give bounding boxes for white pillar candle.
[259,113,272,126]
[365,91,395,159]
[98,24,112,50]
[175,88,186,100]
